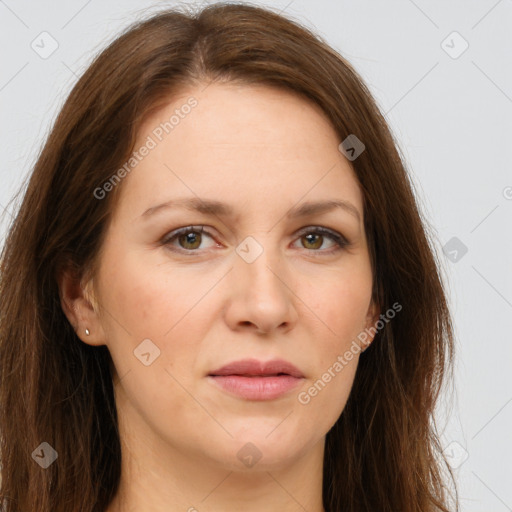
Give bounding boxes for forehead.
[113,82,363,223]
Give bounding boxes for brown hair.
[0,3,458,511]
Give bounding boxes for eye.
[292,226,349,255]
[162,225,349,256]
[162,226,218,253]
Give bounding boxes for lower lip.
[208,375,303,400]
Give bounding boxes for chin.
[212,432,312,473]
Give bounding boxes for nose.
[223,236,299,335]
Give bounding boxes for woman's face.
[81,82,377,471]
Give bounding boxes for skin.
[59,81,379,512]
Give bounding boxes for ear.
[56,263,106,347]
[361,299,380,352]
[365,299,380,329]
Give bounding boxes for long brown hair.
[0,3,458,510]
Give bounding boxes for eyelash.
[161,225,349,256]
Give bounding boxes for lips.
[207,358,305,401]
[208,358,304,378]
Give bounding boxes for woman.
[0,3,458,511]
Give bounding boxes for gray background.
[1,1,511,510]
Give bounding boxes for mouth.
[208,358,304,378]
[207,358,304,401]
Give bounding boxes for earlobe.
[56,264,105,347]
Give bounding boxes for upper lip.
[209,358,304,378]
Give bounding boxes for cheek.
[297,351,359,437]
[101,255,212,434]
[95,253,202,387]
[293,263,371,413]
[299,267,373,348]
[104,251,217,340]
[330,285,371,343]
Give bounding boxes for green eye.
[162,226,216,252]
[294,227,349,255]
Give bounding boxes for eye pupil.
[180,232,201,249]
[303,233,323,250]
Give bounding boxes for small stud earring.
[85,328,90,336]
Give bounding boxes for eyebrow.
[140,197,361,223]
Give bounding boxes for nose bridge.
[228,231,296,333]
[235,231,285,293]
